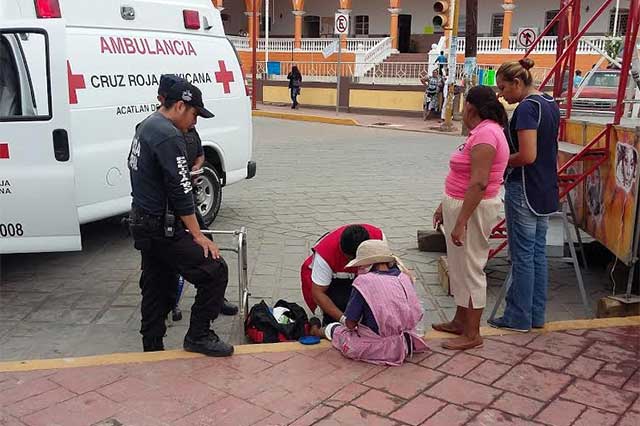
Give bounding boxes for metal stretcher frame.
[201,228,250,320]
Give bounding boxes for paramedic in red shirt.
[301,224,384,326]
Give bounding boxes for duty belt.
[130,207,163,228]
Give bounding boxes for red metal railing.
[487,0,640,260]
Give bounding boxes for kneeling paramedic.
[300,224,384,326]
[128,79,233,357]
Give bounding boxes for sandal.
[432,322,464,335]
[442,337,484,351]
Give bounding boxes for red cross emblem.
[0,143,9,159]
[67,60,86,105]
[214,60,234,94]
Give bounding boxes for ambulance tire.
[196,163,222,227]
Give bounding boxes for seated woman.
[309,240,426,366]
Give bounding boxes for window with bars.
[609,9,629,35]
[545,10,559,36]
[491,14,504,37]
[355,15,369,35]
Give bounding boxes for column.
[292,0,305,50]
[338,0,352,49]
[211,0,223,11]
[501,0,515,50]
[388,0,401,51]
[244,0,263,47]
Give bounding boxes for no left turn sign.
[517,27,538,49]
[335,13,349,35]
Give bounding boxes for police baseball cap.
[165,80,214,118]
[158,74,181,97]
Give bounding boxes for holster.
[129,208,163,251]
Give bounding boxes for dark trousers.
[139,230,228,339]
[290,88,300,107]
[321,278,354,326]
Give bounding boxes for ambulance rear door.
[0,19,81,254]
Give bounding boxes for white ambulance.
[0,0,255,254]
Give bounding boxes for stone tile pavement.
[0,323,638,425]
[0,118,612,360]
[255,104,460,134]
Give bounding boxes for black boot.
[142,336,164,352]
[221,298,239,316]
[184,331,234,357]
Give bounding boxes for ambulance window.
[0,31,50,121]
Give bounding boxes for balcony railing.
[456,35,609,54]
[234,35,608,55]
[256,60,554,86]
[229,36,386,53]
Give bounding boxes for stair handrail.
[355,37,393,78]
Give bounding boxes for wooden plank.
[597,297,640,318]
[438,256,450,295]
[417,229,447,252]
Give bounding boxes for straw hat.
[345,240,396,268]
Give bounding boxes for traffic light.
[433,1,449,28]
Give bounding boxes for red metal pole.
[565,0,581,120]
[553,0,569,98]
[524,0,576,57]
[251,0,258,110]
[538,0,614,90]
[614,0,640,124]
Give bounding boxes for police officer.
[156,75,238,320]
[128,79,233,357]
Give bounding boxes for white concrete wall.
[221,0,631,37]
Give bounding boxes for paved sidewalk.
[254,104,462,134]
[1,320,638,426]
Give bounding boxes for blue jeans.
[503,180,549,329]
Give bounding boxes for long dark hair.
[465,85,508,128]
[291,66,301,79]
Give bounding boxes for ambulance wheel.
[193,163,222,227]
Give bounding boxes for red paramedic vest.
[300,224,383,311]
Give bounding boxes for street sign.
[335,13,349,35]
[322,39,339,58]
[517,27,538,49]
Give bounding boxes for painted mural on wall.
[572,125,640,265]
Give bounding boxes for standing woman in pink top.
[432,85,510,350]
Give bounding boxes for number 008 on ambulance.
[0,0,256,254]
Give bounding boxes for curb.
[253,110,463,136]
[1,316,638,373]
[253,110,358,126]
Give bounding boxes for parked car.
[561,70,620,113]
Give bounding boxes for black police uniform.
[128,99,232,355]
[184,129,208,229]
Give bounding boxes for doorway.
[303,15,320,38]
[398,14,412,53]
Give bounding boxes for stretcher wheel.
[172,308,183,322]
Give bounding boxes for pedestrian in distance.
[489,58,561,333]
[574,69,583,87]
[128,78,234,357]
[432,85,510,350]
[287,65,303,109]
[435,50,448,75]
[420,69,441,121]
